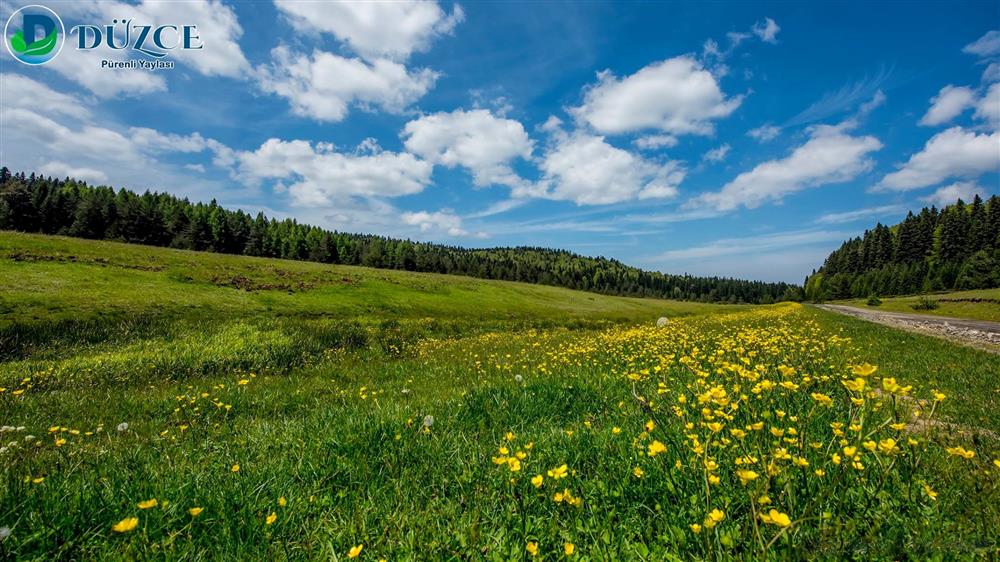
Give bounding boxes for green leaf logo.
[4,5,65,65]
[10,27,57,56]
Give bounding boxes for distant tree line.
[805,195,1000,300]
[0,168,800,304]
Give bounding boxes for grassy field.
[836,288,1000,322]
[1,233,998,560]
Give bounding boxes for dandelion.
[923,484,938,500]
[526,541,538,556]
[646,440,667,457]
[111,517,139,533]
[851,363,877,377]
[423,415,434,429]
[348,544,363,558]
[737,469,759,485]
[116,423,129,433]
[564,542,575,556]
[945,446,975,459]
[515,374,524,383]
[31,477,44,484]
[547,464,568,479]
[231,464,241,473]
[278,496,287,507]
[645,420,655,432]
[265,512,277,525]
[760,509,792,527]
[189,507,203,517]
[137,499,157,509]
[704,508,725,528]
[0,527,10,541]
[611,426,621,434]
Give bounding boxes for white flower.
[514,375,524,383]
[0,447,7,455]
[401,388,410,395]
[422,415,434,428]
[0,526,10,540]
[23,435,35,442]
[116,422,129,433]
[16,426,25,432]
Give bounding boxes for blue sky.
[1,1,998,283]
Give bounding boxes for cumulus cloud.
[974,82,1000,128]
[537,133,685,205]
[747,124,781,142]
[963,30,1000,58]
[256,46,438,122]
[633,135,679,150]
[230,138,433,206]
[702,143,731,163]
[274,0,463,61]
[752,17,781,43]
[921,181,989,206]
[919,85,977,126]
[877,127,1000,191]
[38,162,108,184]
[570,56,742,136]
[691,126,882,211]
[401,109,533,187]
[0,74,90,118]
[401,210,484,237]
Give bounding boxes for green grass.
[1,233,998,560]
[836,288,1000,322]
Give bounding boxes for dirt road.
[815,304,1000,352]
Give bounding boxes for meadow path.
[815,304,1000,353]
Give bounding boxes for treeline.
[0,168,799,304]
[805,195,1000,300]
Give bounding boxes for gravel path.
[814,304,1000,352]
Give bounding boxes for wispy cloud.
[786,66,892,127]
[649,229,849,261]
[815,204,908,224]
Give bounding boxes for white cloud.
[256,46,438,122]
[273,0,463,61]
[692,127,882,211]
[537,133,685,205]
[878,127,1000,190]
[816,204,907,224]
[401,109,533,187]
[747,124,780,142]
[963,30,1000,58]
[919,85,976,126]
[401,210,483,237]
[38,162,108,184]
[231,138,433,206]
[0,74,90,118]
[974,82,1000,128]
[46,48,168,98]
[921,181,989,207]
[129,128,209,153]
[570,56,742,136]
[653,229,845,261]
[983,62,1000,83]
[633,135,679,150]
[43,0,249,96]
[752,17,781,43]
[702,143,731,163]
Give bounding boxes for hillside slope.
[0,232,733,327]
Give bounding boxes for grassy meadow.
[835,288,1000,322]
[1,233,999,560]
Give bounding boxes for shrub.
[911,296,939,310]
[866,295,882,307]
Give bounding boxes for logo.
[5,4,65,65]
